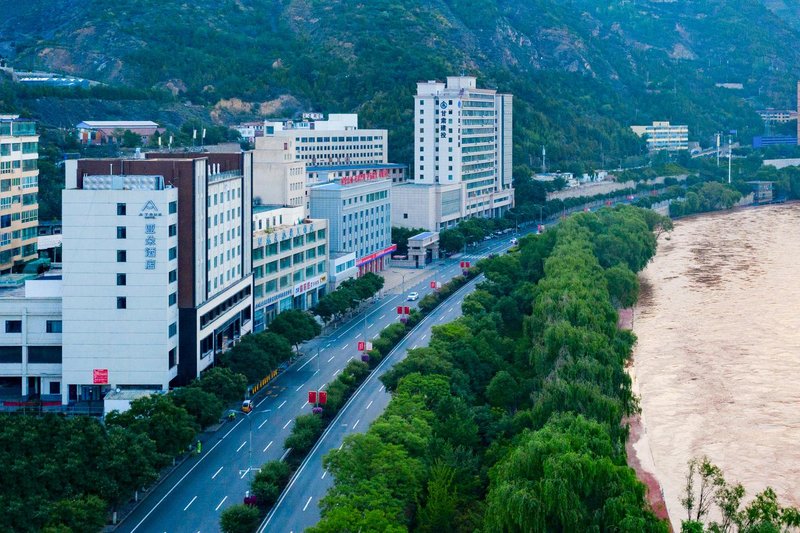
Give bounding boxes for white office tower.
[61,175,179,403]
[393,76,514,231]
[252,136,307,212]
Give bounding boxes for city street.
[117,234,515,533]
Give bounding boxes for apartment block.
[0,115,39,274]
[252,136,307,211]
[251,204,328,331]
[631,121,689,152]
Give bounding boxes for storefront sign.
[255,288,293,310]
[339,168,389,186]
[293,274,327,296]
[356,244,397,267]
[93,369,108,384]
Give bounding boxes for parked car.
[407,291,419,301]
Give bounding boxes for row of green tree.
[312,272,385,322]
[309,206,674,532]
[0,306,326,532]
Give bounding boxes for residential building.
[393,76,514,231]
[0,115,39,274]
[0,275,62,400]
[252,136,307,211]
[309,168,394,275]
[631,121,689,152]
[251,204,328,331]
[756,109,797,123]
[61,175,179,403]
[76,121,161,145]
[329,251,357,289]
[264,114,388,167]
[67,152,253,385]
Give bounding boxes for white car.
[407,292,419,301]
[510,237,518,245]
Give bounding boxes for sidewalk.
[379,262,439,295]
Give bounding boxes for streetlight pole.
[727,135,732,184]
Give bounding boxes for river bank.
[631,204,800,529]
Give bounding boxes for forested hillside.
[2,0,800,170]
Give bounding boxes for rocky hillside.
[2,0,800,169]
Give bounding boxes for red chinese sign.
[339,168,390,186]
[93,369,108,384]
[308,391,317,404]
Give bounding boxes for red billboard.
[93,369,108,384]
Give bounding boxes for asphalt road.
[116,235,513,533]
[258,273,481,532]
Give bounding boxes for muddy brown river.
[632,204,800,528]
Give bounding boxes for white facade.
[252,136,307,211]
[61,175,179,404]
[206,171,247,297]
[0,277,62,399]
[396,76,514,231]
[631,121,689,152]
[251,205,329,331]
[264,114,388,167]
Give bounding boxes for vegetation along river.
[631,204,800,528]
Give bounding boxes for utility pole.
[716,132,721,167]
[727,135,733,184]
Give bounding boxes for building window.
[169,322,177,337]
[116,273,127,286]
[46,320,62,333]
[169,292,177,306]
[49,381,61,395]
[116,226,127,239]
[117,250,127,262]
[5,320,22,333]
[169,247,177,260]
[168,348,177,368]
[116,297,127,309]
[117,203,126,215]
[169,201,177,214]
[169,224,177,237]
[169,269,177,283]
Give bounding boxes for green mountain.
[2,0,800,170]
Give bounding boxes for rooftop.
[253,204,291,213]
[77,121,159,128]
[307,163,406,172]
[409,231,436,241]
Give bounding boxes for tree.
[391,226,426,255]
[105,394,197,462]
[250,460,291,507]
[284,413,324,455]
[219,504,261,533]
[102,427,159,507]
[416,462,458,533]
[121,129,142,148]
[45,495,107,533]
[485,370,519,411]
[439,229,466,254]
[171,386,224,429]
[193,367,248,403]
[267,309,321,352]
[221,332,292,384]
[605,263,640,308]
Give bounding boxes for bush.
[219,504,261,533]
[250,460,292,507]
[285,414,325,456]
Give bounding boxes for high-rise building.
[0,115,39,274]
[61,175,179,402]
[66,153,254,385]
[392,76,514,231]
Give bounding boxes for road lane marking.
[353,419,360,430]
[366,400,373,410]
[412,345,418,349]
[326,343,331,348]
[183,496,197,511]
[240,468,251,479]
[278,400,287,409]
[236,441,247,452]
[321,470,328,479]
[421,334,426,340]
[128,417,242,532]
[439,315,446,321]
[327,356,335,362]
[303,496,313,512]
[348,356,353,361]
[333,368,342,376]
[379,385,384,392]
[295,383,307,392]
[373,334,379,339]
[215,495,227,511]
[379,314,386,319]
[449,307,454,312]
[341,344,348,350]
[297,355,317,371]
[301,401,309,409]
[258,418,269,429]
[319,382,327,390]
[280,448,291,461]
[283,420,292,430]
[212,466,223,479]
[263,441,273,452]
[338,443,344,450]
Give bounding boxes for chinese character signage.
[339,168,390,186]
[93,369,109,384]
[144,221,157,270]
